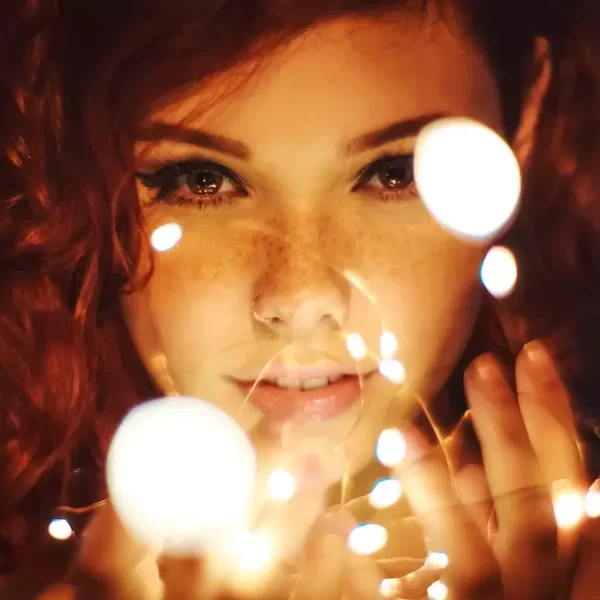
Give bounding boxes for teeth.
[265,374,344,390]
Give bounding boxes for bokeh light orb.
[427,580,449,600]
[347,523,388,555]
[552,480,585,529]
[266,468,297,503]
[369,477,403,509]
[346,332,368,361]
[151,223,183,252]
[480,246,518,299]
[585,480,600,519]
[107,397,256,554]
[414,117,521,241]
[376,428,407,467]
[48,518,74,541]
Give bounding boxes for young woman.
[1,0,599,597]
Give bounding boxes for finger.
[466,354,558,597]
[454,464,493,537]
[342,551,385,600]
[397,426,501,598]
[290,513,352,600]
[516,341,585,490]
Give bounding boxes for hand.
[390,341,594,599]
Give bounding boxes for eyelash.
[135,154,417,210]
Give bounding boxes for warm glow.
[427,581,449,600]
[48,518,73,541]
[585,480,600,519]
[380,578,401,597]
[414,117,521,241]
[480,246,518,299]
[425,552,449,570]
[231,531,273,574]
[369,478,403,510]
[346,332,368,361]
[376,429,407,467]
[347,523,388,555]
[552,480,585,529]
[266,468,297,503]
[106,397,256,554]
[379,331,399,358]
[378,358,406,384]
[151,223,183,252]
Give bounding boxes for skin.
[123,13,503,482]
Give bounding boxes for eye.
[354,154,417,200]
[135,160,248,209]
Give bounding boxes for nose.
[252,258,348,335]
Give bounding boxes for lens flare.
[552,480,585,529]
[106,397,256,554]
[369,478,403,510]
[376,429,407,467]
[266,468,297,504]
[480,246,518,299]
[346,333,368,361]
[48,518,73,541]
[414,117,521,241]
[427,580,449,600]
[380,331,399,358]
[378,359,406,384]
[347,523,388,555]
[151,223,183,252]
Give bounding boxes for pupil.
[187,170,223,194]
[380,158,413,189]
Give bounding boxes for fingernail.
[523,340,550,368]
[473,354,501,383]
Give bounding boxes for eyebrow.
[138,122,251,160]
[344,113,446,156]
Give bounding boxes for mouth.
[231,367,376,423]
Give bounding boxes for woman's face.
[123,14,503,478]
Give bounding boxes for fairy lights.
[480,246,518,299]
[369,478,403,510]
[347,523,388,555]
[48,518,74,541]
[266,468,297,504]
[151,223,183,252]
[376,428,407,467]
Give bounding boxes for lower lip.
[236,375,370,423]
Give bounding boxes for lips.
[235,372,373,423]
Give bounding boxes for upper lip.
[231,362,376,382]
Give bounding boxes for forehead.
[150,14,503,151]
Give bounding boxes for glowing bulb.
[231,531,273,574]
[347,523,388,555]
[376,429,407,467]
[151,223,183,252]
[414,117,521,241]
[266,468,297,503]
[425,552,449,570]
[378,359,406,384]
[552,480,585,529]
[480,246,518,299]
[427,580,449,600]
[380,331,398,358]
[380,578,401,597]
[48,518,73,541]
[585,480,600,519]
[369,478,403,509]
[106,397,256,554]
[346,333,368,361]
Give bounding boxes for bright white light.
[231,531,273,574]
[427,580,449,600]
[346,333,368,361]
[266,468,297,504]
[380,331,398,359]
[552,480,585,529]
[151,223,183,252]
[480,246,518,299]
[369,478,403,510]
[106,397,256,554]
[414,117,521,241]
[376,429,407,467]
[380,578,401,597]
[347,523,388,555]
[425,552,449,570]
[585,480,600,519]
[48,518,73,541]
[378,359,406,384]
